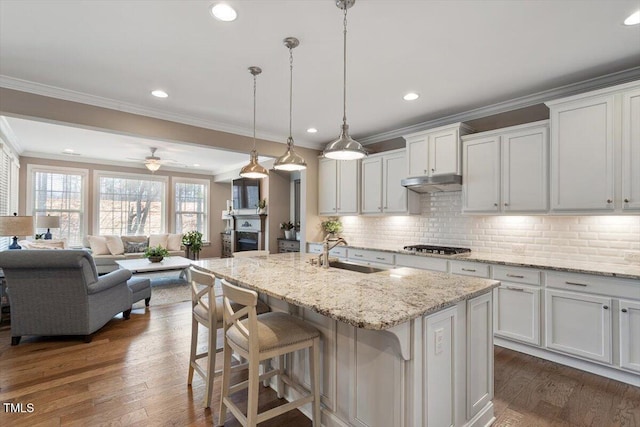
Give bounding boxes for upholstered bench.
[128,277,152,307]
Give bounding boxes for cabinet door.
[429,128,459,176]
[337,160,359,214]
[361,157,382,213]
[622,88,640,210]
[462,136,500,213]
[502,126,548,212]
[467,292,493,419]
[620,299,640,373]
[550,95,615,211]
[407,136,429,177]
[382,151,408,213]
[319,158,337,215]
[493,284,541,346]
[545,289,612,363]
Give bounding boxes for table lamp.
[37,215,60,240]
[0,213,35,249]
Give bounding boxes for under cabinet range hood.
[401,174,462,193]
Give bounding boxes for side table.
[0,268,9,324]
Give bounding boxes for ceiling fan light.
[145,160,161,172]
[323,123,367,160]
[274,137,307,171]
[240,149,269,178]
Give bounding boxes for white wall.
[339,192,640,266]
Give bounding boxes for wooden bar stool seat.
[187,267,268,409]
[218,279,321,427]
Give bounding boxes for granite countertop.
[192,253,498,330]
[308,242,640,280]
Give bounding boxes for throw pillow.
[124,241,148,253]
[105,235,125,255]
[167,233,183,251]
[87,235,110,255]
[29,241,65,249]
[149,234,169,249]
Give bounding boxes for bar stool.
[218,279,321,427]
[186,267,269,408]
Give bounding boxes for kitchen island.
[193,253,499,427]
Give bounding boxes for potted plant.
[256,198,267,215]
[280,221,295,240]
[182,231,203,260]
[321,218,343,241]
[144,245,169,263]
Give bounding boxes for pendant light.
[274,37,307,171]
[323,0,367,160]
[240,66,269,179]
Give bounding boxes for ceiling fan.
[127,147,178,172]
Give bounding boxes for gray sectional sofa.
[83,234,184,274]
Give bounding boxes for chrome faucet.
[320,237,348,268]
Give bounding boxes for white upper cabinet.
[405,122,473,178]
[546,81,639,213]
[318,158,359,216]
[462,121,549,214]
[622,88,640,211]
[361,149,420,215]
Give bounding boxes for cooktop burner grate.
[403,245,471,255]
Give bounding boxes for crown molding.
[0,75,321,150]
[358,67,640,144]
[0,116,23,155]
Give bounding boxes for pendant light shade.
[240,66,269,179]
[323,0,367,160]
[274,37,307,171]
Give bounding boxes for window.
[174,179,208,240]
[97,173,166,236]
[27,165,88,246]
[0,142,20,250]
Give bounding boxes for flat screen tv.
[232,178,260,210]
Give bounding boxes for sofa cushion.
[105,235,125,255]
[149,234,168,249]
[87,235,110,255]
[167,233,183,251]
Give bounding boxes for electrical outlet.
[624,252,640,264]
[513,244,525,255]
[434,328,444,355]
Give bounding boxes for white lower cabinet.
[467,292,493,420]
[620,299,640,373]
[493,284,541,346]
[545,289,612,364]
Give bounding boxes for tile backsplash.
[338,192,640,266]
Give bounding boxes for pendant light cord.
[252,73,257,151]
[342,5,348,126]
[289,45,294,142]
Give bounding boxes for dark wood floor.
[0,301,638,426]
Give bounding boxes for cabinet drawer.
[307,243,322,254]
[546,272,640,300]
[395,254,448,272]
[348,249,395,265]
[329,246,347,258]
[279,240,300,250]
[450,261,490,278]
[493,266,541,286]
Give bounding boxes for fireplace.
[231,214,265,253]
[236,231,259,251]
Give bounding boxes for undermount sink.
[328,260,388,274]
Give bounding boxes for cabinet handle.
[431,168,435,172]
[607,199,612,204]
[624,198,630,203]
[461,268,476,272]
[506,274,524,278]
[565,281,588,287]
[622,308,628,313]
[506,286,525,292]
[354,254,363,258]
[375,257,386,261]
[424,169,427,174]
[603,305,609,310]
[493,203,498,207]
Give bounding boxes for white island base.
[265,292,494,427]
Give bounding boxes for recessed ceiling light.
[403,92,419,101]
[306,128,318,133]
[151,89,169,98]
[193,163,201,167]
[624,10,640,25]
[63,148,74,153]
[210,3,237,21]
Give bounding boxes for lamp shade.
[0,215,34,237]
[37,215,60,229]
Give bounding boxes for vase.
[148,256,163,263]
[326,233,339,241]
[284,229,295,240]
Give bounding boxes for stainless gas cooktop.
[403,245,471,255]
